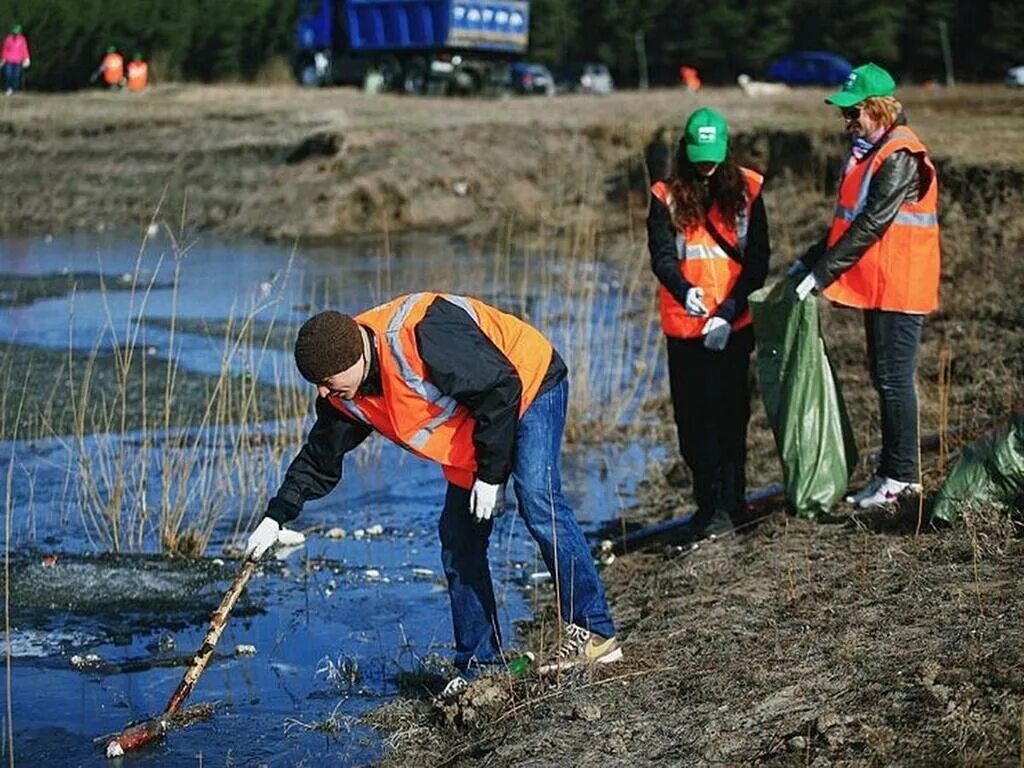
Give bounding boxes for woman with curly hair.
[792,63,940,510]
[647,107,770,539]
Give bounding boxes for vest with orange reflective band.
[650,167,764,339]
[127,60,148,91]
[102,53,124,85]
[823,125,940,313]
[326,293,554,489]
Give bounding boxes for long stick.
[105,557,259,758]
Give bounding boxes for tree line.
[2,0,1020,90]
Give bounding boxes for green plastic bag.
[748,280,858,518]
[932,414,1024,523]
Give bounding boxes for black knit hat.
[294,311,363,383]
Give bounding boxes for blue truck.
[294,0,530,94]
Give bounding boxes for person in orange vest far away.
[647,107,770,542]
[790,63,940,509]
[679,65,701,92]
[2,23,30,95]
[92,45,124,88]
[244,293,621,699]
[127,52,148,92]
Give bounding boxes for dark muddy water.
[0,232,663,766]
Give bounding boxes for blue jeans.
[864,310,924,482]
[438,378,616,672]
[3,63,22,93]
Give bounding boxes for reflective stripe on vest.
[330,292,553,488]
[650,167,764,339]
[823,125,941,313]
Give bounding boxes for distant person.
[647,107,770,540]
[791,63,940,509]
[127,53,149,92]
[93,46,124,88]
[679,65,701,92]
[2,23,30,95]
[243,294,621,697]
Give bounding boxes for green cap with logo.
[683,107,729,163]
[825,63,896,107]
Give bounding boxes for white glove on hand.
[469,480,502,523]
[245,517,281,560]
[786,259,809,278]
[683,286,709,317]
[795,272,819,301]
[22,58,30,69]
[701,317,731,351]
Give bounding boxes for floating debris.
[234,644,257,657]
[70,653,103,670]
[364,569,381,581]
[325,527,346,539]
[366,524,384,536]
[411,567,434,579]
[40,554,58,568]
[528,571,551,584]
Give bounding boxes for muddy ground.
[3,84,1024,765]
[0,84,1021,242]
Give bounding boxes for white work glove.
[22,58,29,69]
[683,286,709,317]
[701,317,731,351]
[469,480,502,523]
[786,259,809,278]
[795,272,819,301]
[245,518,280,559]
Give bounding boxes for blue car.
[767,51,853,86]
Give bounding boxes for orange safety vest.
[650,167,764,339]
[326,292,554,489]
[102,52,124,85]
[127,60,148,91]
[823,125,940,313]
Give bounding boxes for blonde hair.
[860,96,902,129]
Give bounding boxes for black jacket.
[647,180,771,324]
[805,114,927,287]
[265,296,566,524]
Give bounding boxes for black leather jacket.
[805,114,927,287]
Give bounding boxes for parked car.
[507,62,555,95]
[1006,65,1024,87]
[766,51,853,86]
[555,62,614,95]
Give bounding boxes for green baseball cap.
[683,107,729,163]
[825,63,896,107]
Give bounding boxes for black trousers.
[864,310,924,483]
[666,325,754,525]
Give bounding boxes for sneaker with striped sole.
[538,623,623,674]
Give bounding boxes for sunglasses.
[840,106,861,120]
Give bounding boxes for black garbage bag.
[748,280,858,518]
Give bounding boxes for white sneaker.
[437,674,469,701]
[845,475,884,505]
[857,477,922,509]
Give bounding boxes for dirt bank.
[369,504,1024,767]
[1,84,1022,241]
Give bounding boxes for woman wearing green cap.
[1,24,30,95]
[647,107,770,539]
[790,62,941,509]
